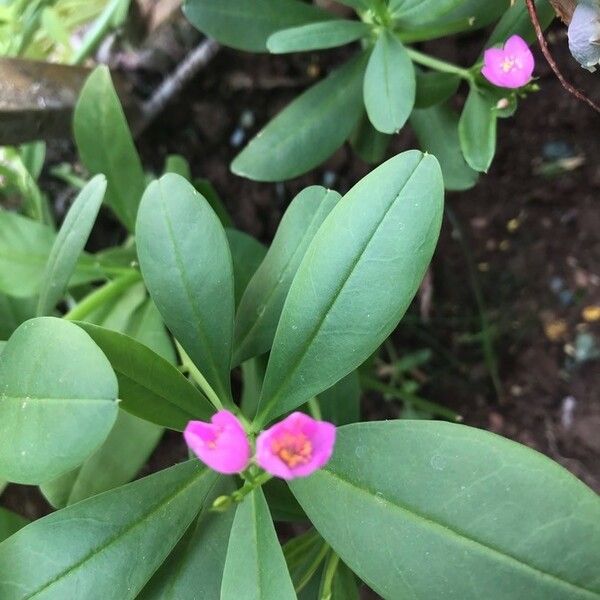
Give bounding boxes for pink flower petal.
[481,35,535,89]
[256,412,336,480]
[184,410,251,474]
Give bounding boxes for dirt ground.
[2,14,599,541]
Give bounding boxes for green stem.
[407,48,473,80]
[176,341,225,411]
[307,397,323,421]
[63,270,141,321]
[320,551,340,600]
[233,471,273,503]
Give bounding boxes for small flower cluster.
[184,410,336,480]
[482,35,535,89]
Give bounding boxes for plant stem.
[233,471,273,503]
[406,48,473,80]
[63,270,141,321]
[307,397,323,421]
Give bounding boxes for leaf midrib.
[25,467,214,599]
[321,469,600,599]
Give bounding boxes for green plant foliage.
[0,461,218,599]
[234,186,340,366]
[36,175,107,316]
[73,66,145,232]
[221,488,296,599]
[0,318,118,485]
[226,229,267,308]
[0,508,28,544]
[292,420,600,599]
[255,151,443,426]
[184,0,332,52]
[231,53,368,181]
[136,173,235,403]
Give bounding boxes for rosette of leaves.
[184,0,556,189]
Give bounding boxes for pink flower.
[256,412,336,480]
[482,35,535,89]
[184,411,251,474]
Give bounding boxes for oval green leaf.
[255,151,443,427]
[350,112,391,165]
[415,70,460,109]
[77,322,214,430]
[0,317,118,485]
[221,487,296,600]
[267,20,370,53]
[183,0,332,52]
[73,66,145,232]
[410,102,479,191]
[226,229,267,309]
[233,186,340,366]
[459,86,498,173]
[37,175,107,316]
[291,420,600,600]
[231,52,367,182]
[0,461,218,599]
[136,173,235,403]
[363,31,416,134]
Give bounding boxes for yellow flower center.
[271,431,313,468]
[501,56,523,73]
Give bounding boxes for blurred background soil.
[2,15,599,526]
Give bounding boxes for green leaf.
[0,293,36,339]
[396,0,508,43]
[183,0,332,52]
[363,31,415,134]
[37,175,107,316]
[291,421,600,600]
[226,229,267,309]
[221,488,296,600]
[263,477,306,522]
[41,410,162,508]
[410,103,479,191]
[267,20,370,53]
[0,461,219,599]
[323,557,359,599]
[232,52,367,182]
[0,317,118,485]
[73,66,145,232]
[350,113,391,164]
[139,477,235,599]
[164,154,191,180]
[390,0,464,26]
[284,529,329,593]
[76,323,214,430]
[487,0,554,47]
[415,70,460,109]
[0,508,27,544]
[136,174,235,403]
[459,86,498,173]
[255,151,443,427]
[319,370,361,426]
[233,186,340,366]
[195,179,232,228]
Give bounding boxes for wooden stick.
[525,0,600,114]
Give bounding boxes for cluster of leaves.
[184,0,555,188]
[0,62,599,599]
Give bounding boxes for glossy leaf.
[73,66,145,232]
[292,421,600,600]
[37,175,107,316]
[234,186,341,366]
[140,477,235,599]
[487,0,555,47]
[76,323,213,430]
[183,0,332,52]
[136,174,234,403]
[267,20,370,53]
[411,103,479,191]
[0,461,219,600]
[226,229,267,309]
[255,151,443,426]
[415,70,460,109]
[459,86,498,173]
[0,508,27,544]
[41,411,162,508]
[221,487,296,600]
[0,318,118,485]
[350,113,391,164]
[319,370,361,426]
[232,53,367,182]
[363,31,415,134]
